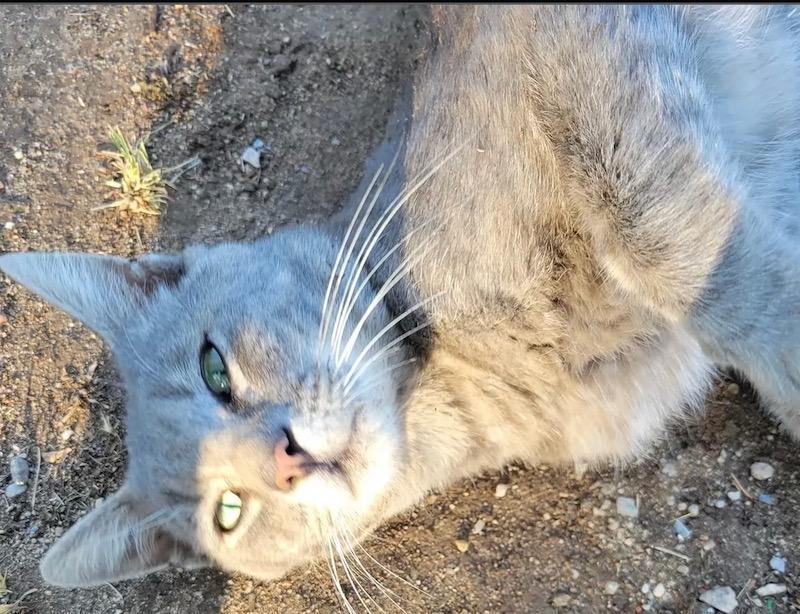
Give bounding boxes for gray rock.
[698,586,738,613]
[750,461,774,481]
[616,496,639,518]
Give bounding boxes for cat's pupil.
[201,344,231,398]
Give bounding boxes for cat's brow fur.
[1,3,799,596]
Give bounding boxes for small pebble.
[28,523,40,536]
[677,502,688,512]
[61,429,74,441]
[604,581,619,595]
[674,519,693,541]
[755,583,787,597]
[770,556,787,573]
[713,499,727,509]
[661,462,678,477]
[698,586,738,614]
[3,221,13,230]
[759,493,776,505]
[677,565,690,576]
[13,149,24,160]
[494,483,509,498]
[726,490,741,502]
[4,482,27,498]
[652,583,666,599]
[641,582,650,594]
[726,382,740,395]
[454,539,469,553]
[703,540,716,551]
[552,594,571,608]
[10,456,30,484]
[750,462,774,481]
[688,503,701,517]
[616,496,639,518]
[471,519,486,535]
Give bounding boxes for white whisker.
[338,526,410,613]
[340,290,444,384]
[318,162,386,364]
[344,358,418,399]
[329,145,404,360]
[332,526,380,614]
[329,143,467,363]
[327,538,357,614]
[342,320,434,390]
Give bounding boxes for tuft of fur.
[0,3,798,593]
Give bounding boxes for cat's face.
[0,226,413,587]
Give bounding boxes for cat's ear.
[0,251,185,339]
[40,485,209,588]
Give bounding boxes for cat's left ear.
[0,251,185,340]
[39,484,209,588]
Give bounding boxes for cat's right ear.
[0,251,185,341]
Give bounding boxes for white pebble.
[652,583,666,599]
[755,583,786,597]
[616,496,639,518]
[699,586,738,614]
[471,519,486,535]
[770,556,787,573]
[3,221,13,230]
[661,462,678,477]
[688,503,701,517]
[641,582,650,594]
[726,490,741,502]
[713,499,727,509]
[61,429,74,441]
[604,581,619,595]
[750,462,775,481]
[494,483,509,498]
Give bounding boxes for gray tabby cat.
[1,4,799,596]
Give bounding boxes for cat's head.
[0,225,420,587]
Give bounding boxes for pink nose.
[274,435,310,491]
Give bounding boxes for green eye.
[216,490,242,532]
[201,344,231,398]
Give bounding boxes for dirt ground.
[0,5,797,614]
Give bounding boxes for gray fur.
[0,4,798,592]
